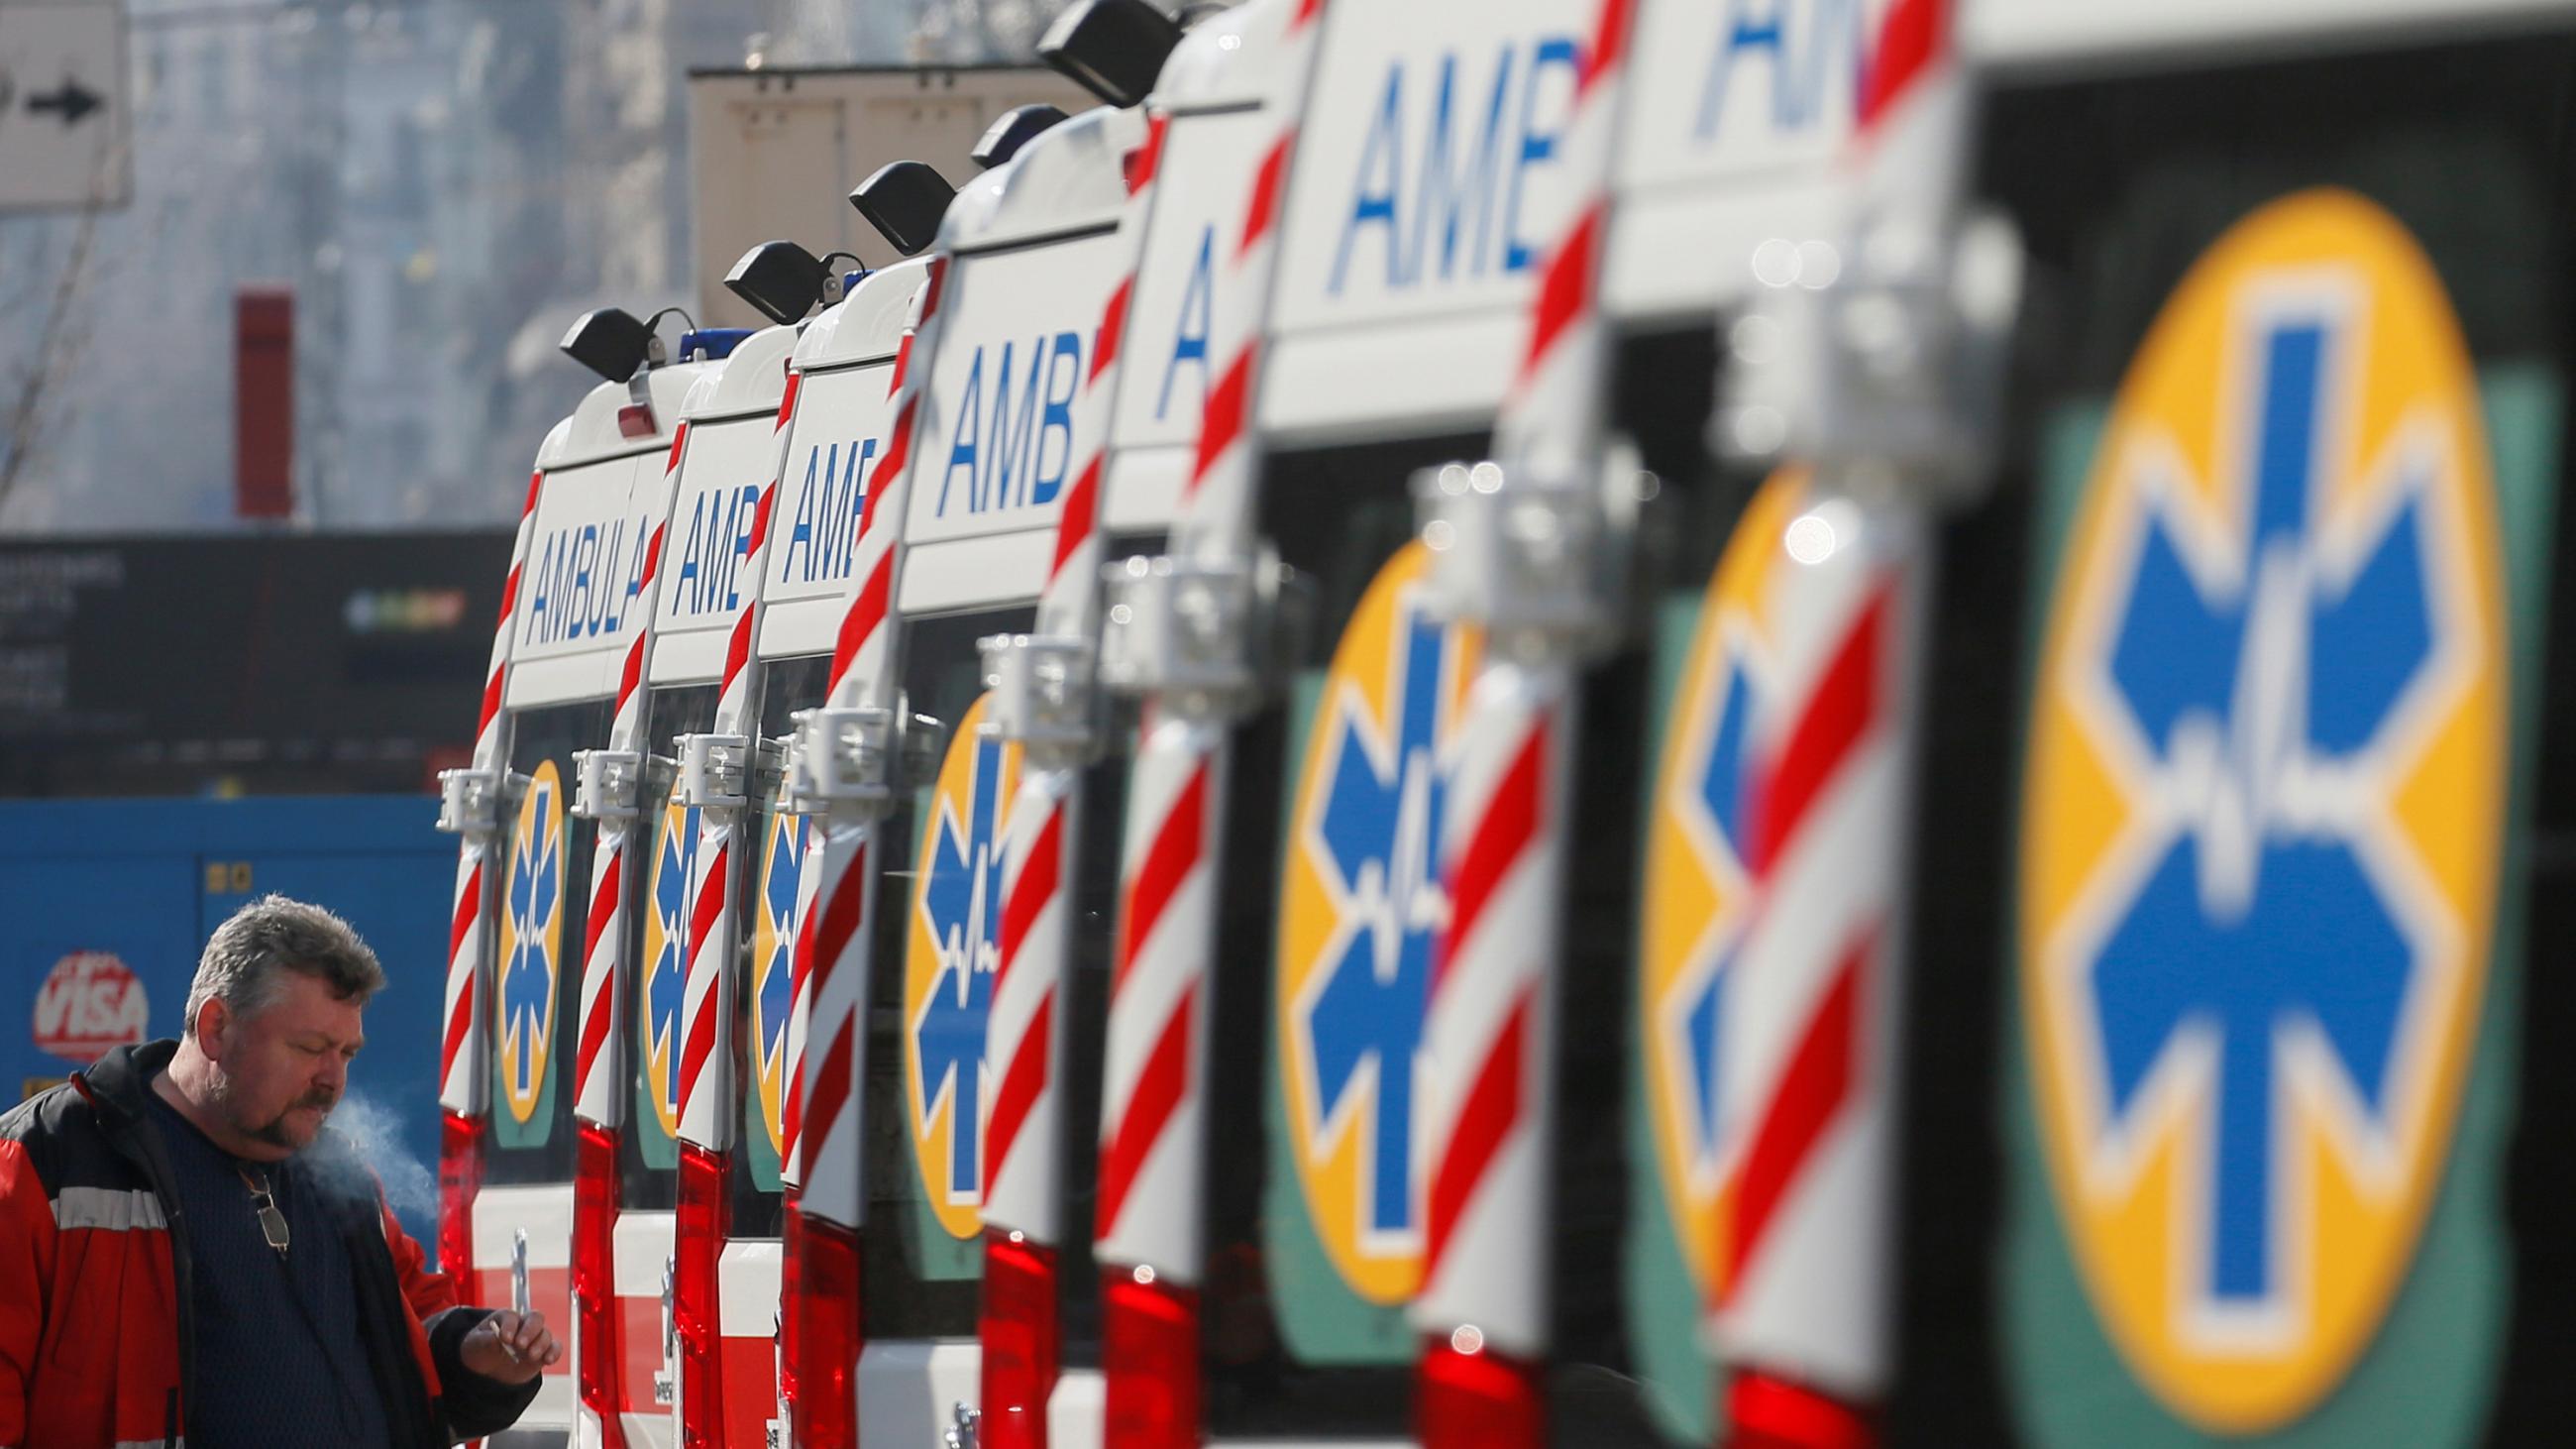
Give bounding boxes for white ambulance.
[1070,1,1625,1443]
[435,319,743,1445]
[562,313,800,1449]
[779,81,1163,1449]
[657,247,935,1449]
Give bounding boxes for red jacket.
[0,1041,535,1448]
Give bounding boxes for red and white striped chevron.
[983,146,1161,1237]
[573,422,682,1128]
[1413,0,1639,1356]
[1094,721,1220,1270]
[1167,0,1323,561]
[677,482,783,1150]
[1713,507,1924,1400]
[791,258,951,1228]
[442,468,545,1115]
[779,814,825,1190]
[1091,0,1331,1290]
[1711,0,1956,1404]
[1416,681,1566,1356]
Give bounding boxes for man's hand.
[460,1309,562,1385]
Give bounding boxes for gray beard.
[207,1068,331,1151]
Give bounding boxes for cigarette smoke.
[320,1090,439,1221]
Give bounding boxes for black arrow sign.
[27,76,104,127]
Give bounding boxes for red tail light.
[574,1123,626,1448]
[1418,1331,1544,1449]
[978,1231,1061,1449]
[1724,1370,1876,1449]
[779,1189,803,1417]
[675,1143,731,1449]
[1102,1268,1198,1449]
[437,1109,483,1280]
[790,1209,863,1449]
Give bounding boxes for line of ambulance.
[428,0,2576,1445]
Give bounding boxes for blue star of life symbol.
[1305,599,1455,1240]
[1678,654,1758,1172]
[759,819,802,1078]
[647,806,700,1116]
[915,736,1004,1198]
[503,777,560,1100]
[2090,307,2435,1308]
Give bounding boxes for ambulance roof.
[934,102,1147,255]
[680,322,800,423]
[533,363,705,471]
[1153,0,1296,112]
[790,256,930,375]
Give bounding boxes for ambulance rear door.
[1189,4,1598,1443]
[1912,4,2576,1443]
[608,323,798,1449]
[852,100,1145,1445]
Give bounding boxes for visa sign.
[33,950,149,1063]
[1280,5,1583,328]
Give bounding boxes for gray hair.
[184,894,386,1033]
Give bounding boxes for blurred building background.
[0,0,1065,535]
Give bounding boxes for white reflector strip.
[54,1185,168,1232]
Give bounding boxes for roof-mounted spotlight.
[560,306,657,383]
[1038,0,1183,109]
[725,240,830,326]
[972,104,1068,170]
[850,161,957,258]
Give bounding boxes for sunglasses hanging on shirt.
[238,1166,290,1259]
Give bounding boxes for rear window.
[731,654,832,1237]
[1200,432,1481,1435]
[860,604,1036,1339]
[621,684,719,1210]
[485,697,612,1185]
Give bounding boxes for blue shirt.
[145,1087,393,1449]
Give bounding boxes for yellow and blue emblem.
[497,759,566,1126]
[906,694,1020,1240]
[752,810,806,1161]
[641,800,702,1142]
[1277,540,1480,1303]
[2019,189,2507,1431]
[1638,472,1807,1302]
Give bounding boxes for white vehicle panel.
[473,1183,576,1428]
[1258,308,1522,444]
[857,1340,981,1447]
[503,452,662,708]
[613,1210,679,1443]
[647,413,777,685]
[717,1239,785,1337]
[758,359,903,658]
[895,530,1053,618]
[903,228,1129,549]
[1047,1368,1105,1449]
[1606,0,1877,320]
[1265,0,1589,425]
[1108,105,1268,479]
[1966,0,2576,69]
